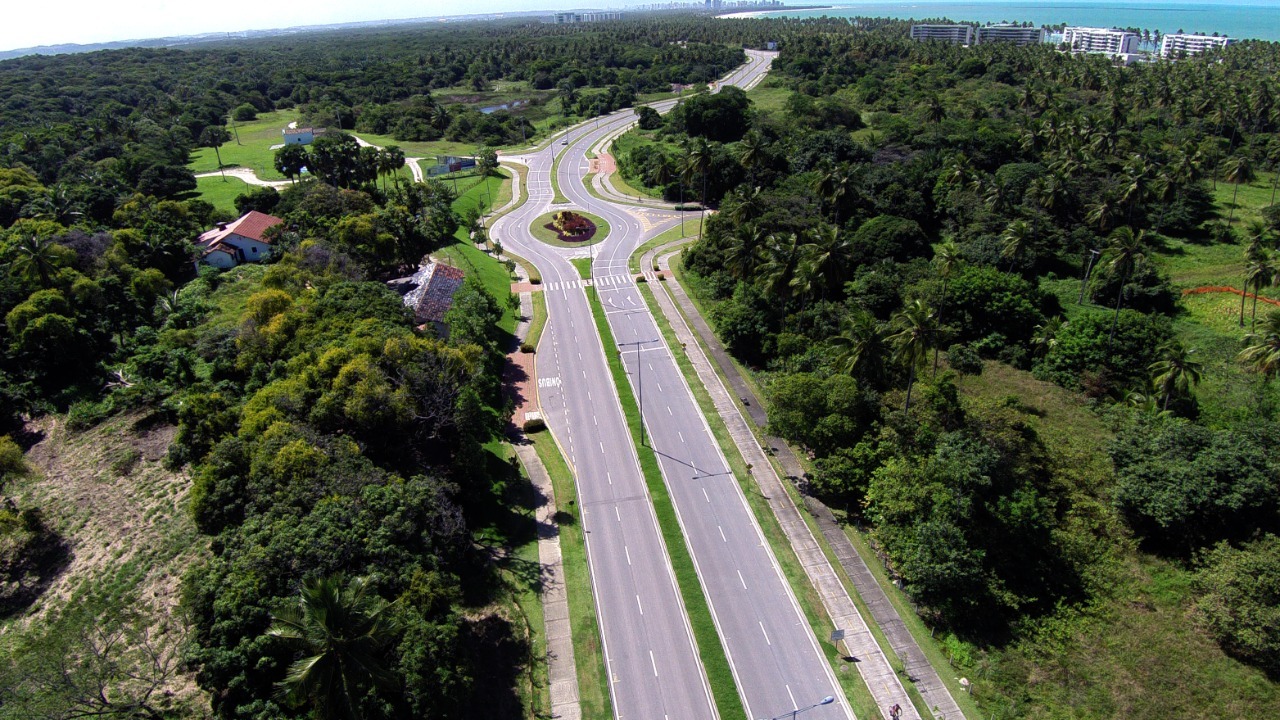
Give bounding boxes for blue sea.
[747,1,1280,42]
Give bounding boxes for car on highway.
[561,139,568,145]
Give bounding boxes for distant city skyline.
[4,0,1269,54]
[2,0,637,53]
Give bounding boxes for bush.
[519,343,536,354]
[231,103,258,121]
[522,417,547,433]
[1196,535,1280,674]
[0,437,26,483]
[947,344,983,375]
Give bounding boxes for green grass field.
[189,110,299,180]
[192,175,253,214]
[435,172,518,335]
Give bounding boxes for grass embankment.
[478,439,552,719]
[550,147,570,205]
[571,258,593,280]
[0,412,210,716]
[530,211,610,249]
[951,363,1280,719]
[609,129,681,201]
[632,276,880,718]
[629,224,693,273]
[527,431,613,720]
[584,287,748,720]
[436,170,518,334]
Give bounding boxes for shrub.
[947,344,983,375]
[0,437,26,482]
[522,417,547,433]
[1196,534,1280,674]
[520,343,536,354]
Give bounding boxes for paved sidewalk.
[648,247,967,720]
[640,246,917,720]
[504,258,582,720]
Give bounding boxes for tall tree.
[1103,226,1148,343]
[1223,154,1256,226]
[199,126,232,181]
[888,299,936,412]
[932,240,962,374]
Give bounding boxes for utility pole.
[618,338,660,446]
[1078,248,1101,304]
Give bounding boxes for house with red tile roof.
[195,211,283,269]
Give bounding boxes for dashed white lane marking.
[625,546,632,565]
[615,506,621,521]
[607,471,612,485]
[667,406,672,415]
[703,488,711,503]
[650,650,659,677]
[718,525,726,542]
[636,595,644,615]
[738,570,748,589]
[760,621,772,646]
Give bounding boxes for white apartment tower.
[975,25,1045,46]
[910,24,973,45]
[1160,33,1236,58]
[1062,26,1140,55]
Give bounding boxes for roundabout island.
[529,209,610,248]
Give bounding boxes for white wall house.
[282,128,319,145]
[196,211,283,269]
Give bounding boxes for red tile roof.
[404,262,466,324]
[197,211,283,247]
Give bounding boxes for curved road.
[493,51,853,720]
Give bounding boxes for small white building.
[282,127,325,146]
[910,24,973,45]
[1160,33,1236,58]
[195,211,283,269]
[1062,26,1140,55]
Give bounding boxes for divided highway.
[493,51,852,720]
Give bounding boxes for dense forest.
[619,17,1280,716]
[0,15,781,720]
[2,9,1280,719]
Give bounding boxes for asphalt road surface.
[492,51,853,720]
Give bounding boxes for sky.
[0,0,624,52]
[2,0,1266,52]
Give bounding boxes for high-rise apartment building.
[1062,26,1140,55]
[975,25,1045,46]
[910,24,973,45]
[1160,33,1236,58]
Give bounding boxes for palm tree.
[1085,194,1118,234]
[1149,341,1203,411]
[1239,309,1280,381]
[682,138,712,236]
[932,240,962,374]
[199,126,232,181]
[726,226,765,279]
[737,131,765,174]
[1000,220,1034,273]
[268,575,399,720]
[830,312,889,387]
[1245,253,1276,331]
[800,224,852,299]
[888,299,936,412]
[8,234,62,287]
[1222,154,1256,226]
[759,233,804,300]
[1103,226,1148,342]
[1031,317,1063,358]
[379,146,406,190]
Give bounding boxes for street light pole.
[763,695,835,720]
[618,338,660,446]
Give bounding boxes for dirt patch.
[1,411,208,712]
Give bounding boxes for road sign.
[830,629,845,643]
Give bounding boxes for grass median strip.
[550,148,569,204]
[529,431,614,720]
[634,276,878,718]
[585,286,748,720]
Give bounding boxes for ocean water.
[748,1,1280,41]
